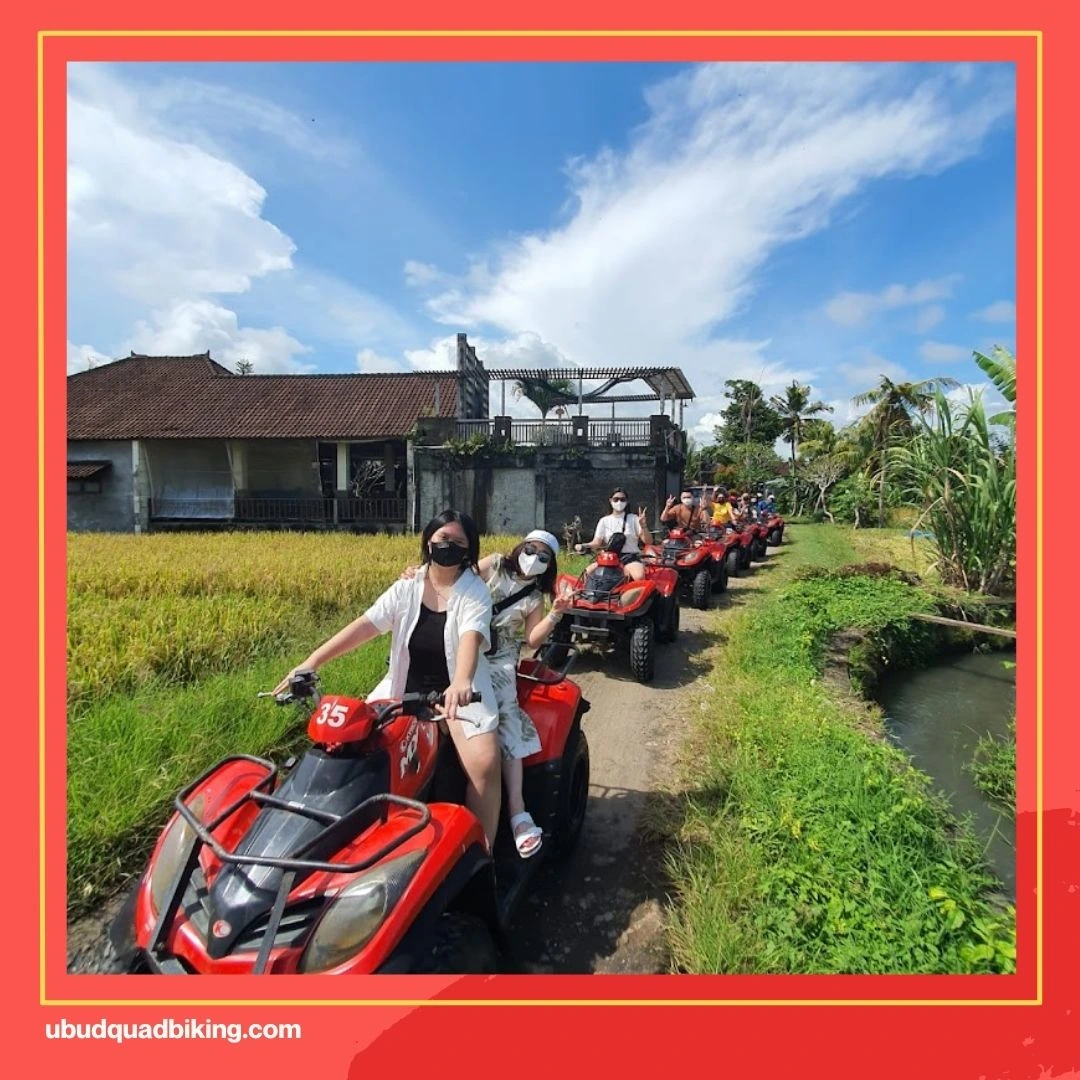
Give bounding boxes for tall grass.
[888,391,1015,595]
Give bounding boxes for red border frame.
[7,3,1077,1076]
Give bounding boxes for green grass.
[664,523,1016,974]
[965,716,1016,810]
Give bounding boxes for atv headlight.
[619,586,646,608]
[298,849,425,973]
[149,796,204,915]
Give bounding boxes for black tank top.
[406,604,450,694]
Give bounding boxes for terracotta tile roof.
[67,354,460,440]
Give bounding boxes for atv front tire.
[713,557,729,594]
[414,912,500,974]
[768,527,783,547]
[629,619,655,683]
[726,549,741,579]
[68,884,144,975]
[691,569,711,610]
[658,596,680,642]
[554,723,590,859]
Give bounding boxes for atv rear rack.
[148,754,431,974]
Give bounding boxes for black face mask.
[429,541,469,568]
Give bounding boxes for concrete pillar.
[406,441,418,533]
[336,443,349,492]
[132,440,151,533]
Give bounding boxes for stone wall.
[67,440,135,532]
[412,445,684,539]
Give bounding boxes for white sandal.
[510,812,543,858]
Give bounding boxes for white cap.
[524,529,560,555]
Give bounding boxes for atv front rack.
[148,754,431,974]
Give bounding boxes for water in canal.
[878,646,1016,896]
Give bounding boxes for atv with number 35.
[81,651,590,976]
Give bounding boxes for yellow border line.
[39,27,1036,1010]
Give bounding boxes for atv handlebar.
[260,674,482,724]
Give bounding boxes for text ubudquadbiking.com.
[45,1019,302,1044]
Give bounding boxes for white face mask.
[681,497,694,507]
[611,500,627,512]
[518,553,545,578]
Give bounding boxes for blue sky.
[67,60,1017,440]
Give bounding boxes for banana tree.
[852,375,960,526]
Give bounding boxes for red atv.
[84,655,590,975]
[760,510,786,548]
[642,526,728,609]
[550,546,679,683]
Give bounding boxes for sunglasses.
[523,543,552,563]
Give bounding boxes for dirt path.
[506,555,777,974]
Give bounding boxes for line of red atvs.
[79,513,782,977]
[547,510,786,683]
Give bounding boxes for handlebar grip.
[422,690,483,706]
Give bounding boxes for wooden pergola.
[485,365,696,425]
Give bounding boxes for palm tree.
[512,376,576,444]
[852,375,960,526]
[770,382,833,515]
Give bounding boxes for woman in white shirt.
[273,510,502,847]
[573,487,652,582]
[399,528,573,858]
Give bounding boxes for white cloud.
[971,299,1016,323]
[836,349,909,387]
[914,304,946,333]
[919,340,971,364]
[825,275,962,327]
[67,65,417,376]
[412,63,1009,440]
[126,300,314,374]
[356,348,407,373]
[404,260,443,288]
[67,341,113,374]
[691,411,724,442]
[68,79,297,307]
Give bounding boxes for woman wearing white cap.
[402,528,571,857]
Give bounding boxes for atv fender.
[374,841,502,972]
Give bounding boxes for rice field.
[66,530,528,912]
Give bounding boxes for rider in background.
[711,493,735,528]
[660,488,709,531]
[574,488,651,583]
